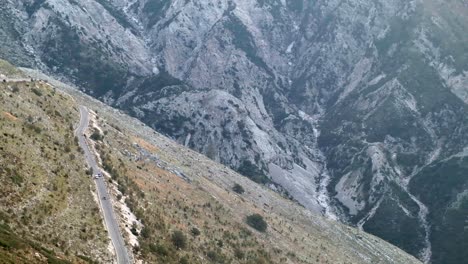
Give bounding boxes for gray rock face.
[1,0,468,263]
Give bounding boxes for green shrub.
[31,88,43,96]
[64,145,71,153]
[171,230,187,250]
[234,247,244,259]
[246,214,267,232]
[190,227,200,237]
[140,226,151,239]
[90,130,103,141]
[179,256,190,264]
[10,172,23,187]
[206,250,226,263]
[130,222,139,236]
[149,243,168,256]
[232,183,245,194]
[26,123,42,133]
[216,239,223,247]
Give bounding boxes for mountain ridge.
[0,59,422,263]
[1,1,467,263]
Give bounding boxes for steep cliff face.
[1,0,467,263]
[317,1,468,262]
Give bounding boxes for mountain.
[1,1,467,263]
[0,60,422,263]
[0,60,113,263]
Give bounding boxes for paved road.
[75,106,131,264]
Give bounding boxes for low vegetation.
[0,221,70,264]
[0,75,111,263]
[232,183,245,194]
[90,129,104,141]
[171,230,188,250]
[245,214,267,233]
[0,59,25,77]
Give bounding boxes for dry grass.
[0,59,25,78]
[0,78,112,263]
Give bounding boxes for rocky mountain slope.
[0,60,113,263]
[1,1,467,263]
[0,60,422,263]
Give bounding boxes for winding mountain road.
[75,106,131,264]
